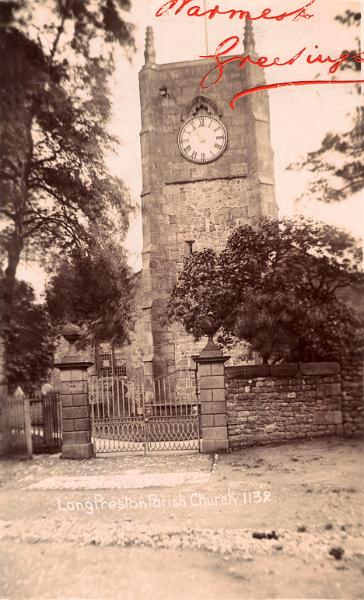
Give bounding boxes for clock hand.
[196,128,203,143]
[196,130,207,144]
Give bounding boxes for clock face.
[178,116,228,164]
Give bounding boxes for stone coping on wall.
[226,362,340,380]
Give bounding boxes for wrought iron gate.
[89,370,199,453]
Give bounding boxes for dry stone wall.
[341,358,363,437]
[225,362,363,449]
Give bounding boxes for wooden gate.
[30,392,62,454]
[0,390,62,458]
[0,390,32,459]
[89,370,199,453]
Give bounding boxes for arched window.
[181,95,221,122]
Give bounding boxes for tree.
[287,10,363,203]
[167,219,364,363]
[45,239,136,344]
[1,279,56,394]
[0,1,134,391]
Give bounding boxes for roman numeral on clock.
[179,117,227,163]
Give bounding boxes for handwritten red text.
[156,0,316,21]
[200,36,364,106]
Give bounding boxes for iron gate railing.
[89,374,145,452]
[149,370,199,451]
[89,370,199,453]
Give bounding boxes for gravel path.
[0,438,363,599]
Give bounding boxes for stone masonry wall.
[137,55,277,377]
[226,362,363,449]
[341,358,363,437]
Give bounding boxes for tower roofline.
[243,19,257,55]
[140,55,248,74]
[144,26,156,65]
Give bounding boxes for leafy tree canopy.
[1,279,56,394]
[1,0,134,268]
[45,238,136,344]
[0,0,135,388]
[167,219,364,363]
[287,10,363,203]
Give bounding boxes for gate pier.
[194,337,230,454]
[55,324,94,459]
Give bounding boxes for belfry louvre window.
[99,353,112,377]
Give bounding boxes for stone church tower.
[133,23,278,377]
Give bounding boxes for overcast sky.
[20,0,363,292]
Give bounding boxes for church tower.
[137,24,278,376]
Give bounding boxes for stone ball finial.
[61,322,82,345]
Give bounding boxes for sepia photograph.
[0,0,363,598]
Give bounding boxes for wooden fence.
[30,392,62,454]
[0,390,62,459]
[0,389,32,459]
